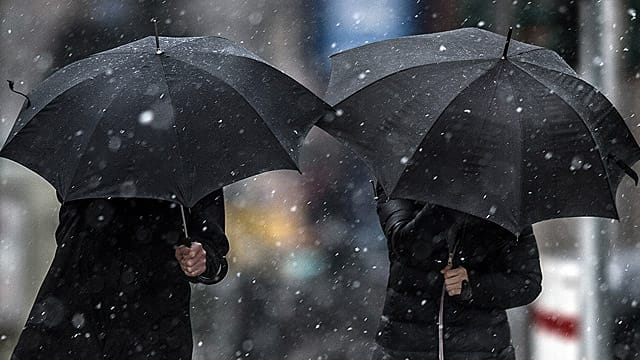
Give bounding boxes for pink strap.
[438,281,446,359]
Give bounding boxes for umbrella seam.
[167,55,303,168]
[330,58,498,105]
[478,62,521,229]
[390,62,501,195]
[509,62,619,218]
[507,62,526,230]
[154,54,191,207]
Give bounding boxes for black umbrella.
[320,27,640,235]
[1,35,330,214]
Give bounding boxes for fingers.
[442,267,468,296]
[443,268,466,278]
[446,286,463,296]
[177,242,208,277]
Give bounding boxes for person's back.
[12,191,228,360]
[373,196,542,360]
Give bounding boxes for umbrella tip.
[608,153,639,186]
[151,18,163,55]
[7,79,31,107]
[502,27,513,59]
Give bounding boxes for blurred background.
[1,0,639,359]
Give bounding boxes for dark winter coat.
[11,189,229,360]
[372,197,542,360]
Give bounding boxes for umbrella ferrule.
[152,18,163,55]
[502,27,513,59]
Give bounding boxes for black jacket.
[11,189,229,360]
[373,197,542,360]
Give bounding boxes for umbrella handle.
[370,180,379,200]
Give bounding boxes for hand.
[441,266,469,296]
[175,242,207,277]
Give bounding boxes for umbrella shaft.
[180,205,189,239]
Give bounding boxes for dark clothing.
[373,198,542,360]
[12,190,229,360]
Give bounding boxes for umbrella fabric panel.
[321,59,498,192]
[511,49,578,77]
[325,27,541,105]
[2,55,190,203]
[66,58,188,204]
[513,60,640,188]
[171,53,323,164]
[1,74,127,198]
[393,62,615,234]
[4,56,119,142]
[156,56,300,206]
[393,63,522,231]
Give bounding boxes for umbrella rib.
[331,58,498,106]
[509,61,619,216]
[391,63,502,193]
[507,69,526,229]
[167,56,301,168]
[511,48,553,58]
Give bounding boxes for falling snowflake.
[139,110,154,125]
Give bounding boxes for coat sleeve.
[461,226,542,309]
[376,190,450,270]
[184,188,230,285]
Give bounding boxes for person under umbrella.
[372,184,541,360]
[11,190,228,360]
[319,27,640,359]
[3,31,329,360]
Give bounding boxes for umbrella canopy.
[320,27,640,235]
[1,35,330,207]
